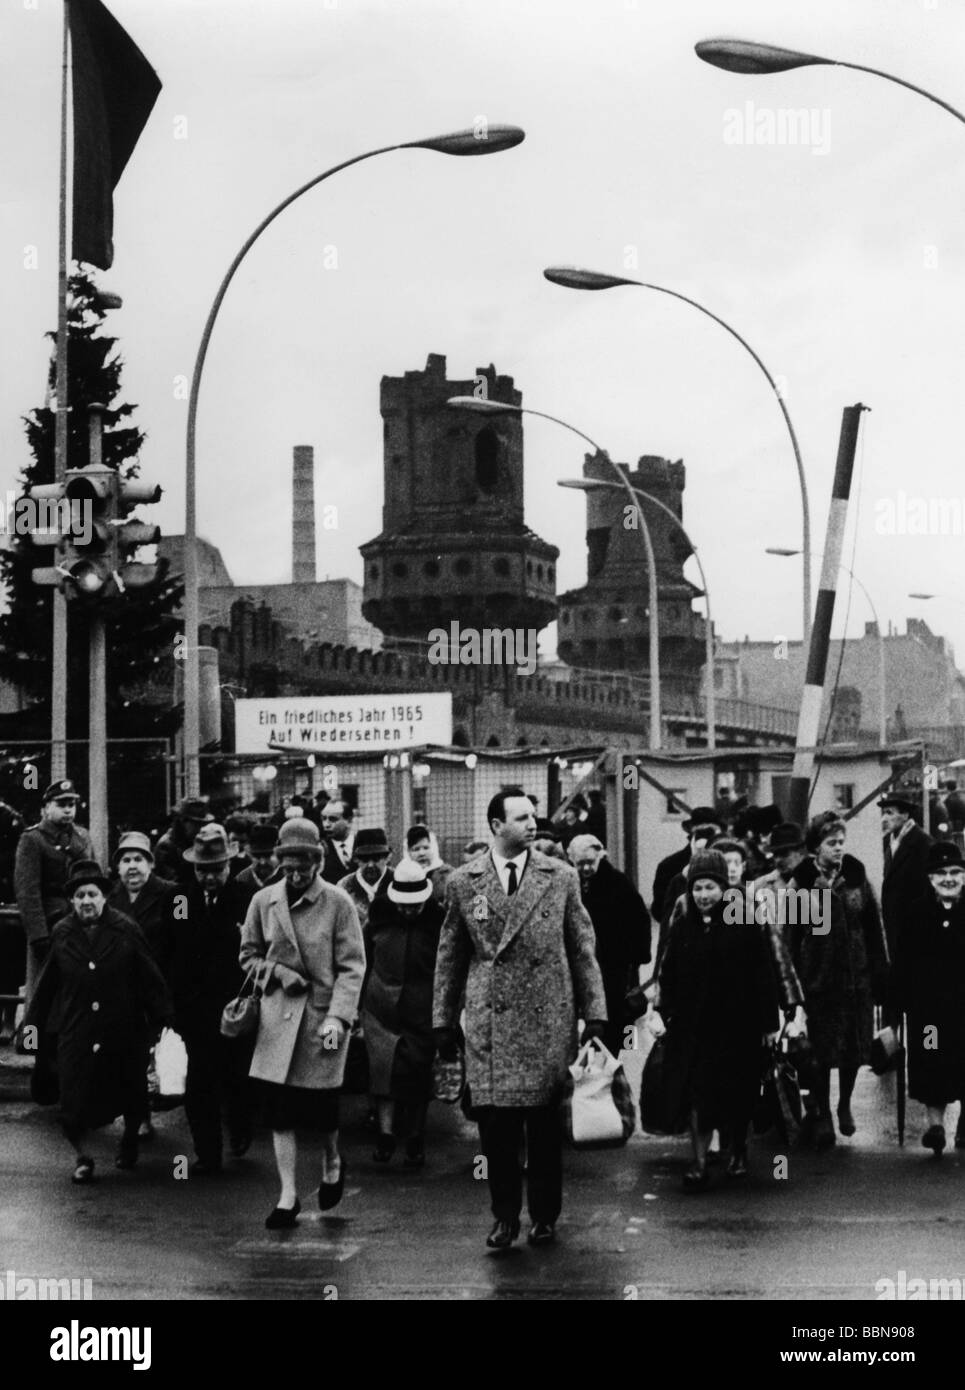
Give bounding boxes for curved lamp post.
[695,38,965,126]
[767,547,886,746]
[446,397,665,750]
[562,476,716,750]
[543,264,812,645]
[182,125,525,796]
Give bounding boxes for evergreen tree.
[0,270,182,738]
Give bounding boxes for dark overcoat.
[580,857,651,1044]
[650,843,689,919]
[893,891,965,1105]
[160,878,252,1038]
[25,906,172,1131]
[656,898,779,1130]
[107,872,175,966]
[788,854,889,1069]
[882,824,933,957]
[14,820,94,943]
[361,894,443,1099]
[433,849,607,1108]
[240,875,366,1089]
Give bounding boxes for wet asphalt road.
[3,1040,965,1302]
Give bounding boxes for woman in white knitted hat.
[361,859,445,1167]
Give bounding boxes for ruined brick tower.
[557,453,707,700]
[360,353,558,641]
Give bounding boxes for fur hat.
[686,849,730,888]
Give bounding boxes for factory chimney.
[292,445,316,583]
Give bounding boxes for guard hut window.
[833,783,855,812]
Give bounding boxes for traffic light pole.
[86,406,108,861]
[50,4,70,781]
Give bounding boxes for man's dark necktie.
[506,862,518,896]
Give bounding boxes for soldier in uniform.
[14,779,93,1015]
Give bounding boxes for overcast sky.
[4,0,965,666]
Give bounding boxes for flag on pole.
[68,0,162,270]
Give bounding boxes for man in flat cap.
[14,780,93,1013]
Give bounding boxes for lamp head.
[446,395,519,415]
[543,266,637,291]
[558,478,618,492]
[765,547,801,557]
[695,39,828,75]
[408,124,525,156]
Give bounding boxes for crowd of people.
[4,773,963,1246]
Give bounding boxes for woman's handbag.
[753,1033,803,1145]
[638,1032,687,1135]
[151,1027,188,1110]
[432,1048,466,1104]
[562,1037,636,1148]
[870,1026,903,1076]
[220,969,263,1039]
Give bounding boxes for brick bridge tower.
[557,452,707,701]
[361,353,558,642]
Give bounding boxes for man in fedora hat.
[880,792,933,966]
[160,824,254,1174]
[337,827,391,948]
[14,779,93,1014]
[235,823,283,902]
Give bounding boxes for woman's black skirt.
[257,1081,339,1133]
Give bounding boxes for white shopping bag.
[563,1038,633,1147]
[152,1027,188,1108]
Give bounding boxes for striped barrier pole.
[787,403,870,828]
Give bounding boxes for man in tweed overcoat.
[433,787,607,1251]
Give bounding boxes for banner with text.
[234,693,453,753]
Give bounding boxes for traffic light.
[25,465,163,599]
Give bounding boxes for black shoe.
[318,1156,347,1210]
[527,1222,555,1246]
[725,1152,748,1179]
[265,1198,301,1230]
[403,1139,425,1169]
[682,1166,710,1191]
[836,1103,856,1137]
[922,1124,946,1155]
[813,1116,837,1150]
[190,1158,223,1177]
[486,1218,520,1250]
[372,1136,396,1163]
[71,1155,95,1185]
[229,1135,252,1159]
[115,1136,139,1170]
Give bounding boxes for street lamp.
[695,38,965,126]
[562,477,716,750]
[446,397,664,750]
[543,264,812,644]
[182,124,525,796]
[767,548,886,746]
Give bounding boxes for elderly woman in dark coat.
[25,859,173,1184]
[788,812,889,1148]
[892,840,965,1156]
[362,861,444,1166]
[653,850,779,1188]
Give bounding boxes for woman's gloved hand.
[647,1009,666,1039]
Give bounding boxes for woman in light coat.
[240,818,365,1229]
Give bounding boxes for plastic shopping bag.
[561,1037,635,1148]
[150,1027,188,1111]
